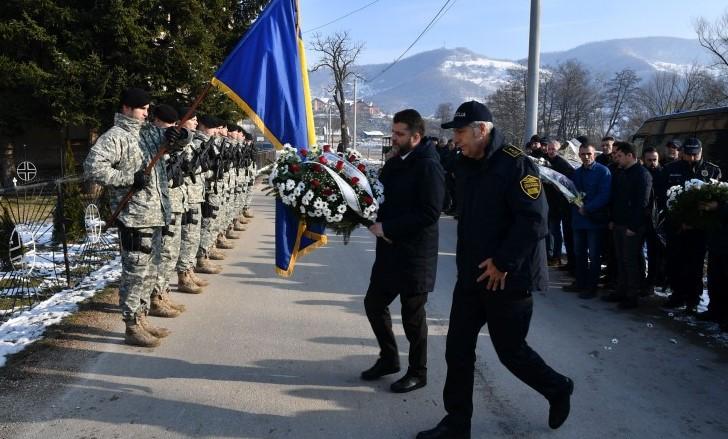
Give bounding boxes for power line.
[303,0,381,34]
[367,0,457,82]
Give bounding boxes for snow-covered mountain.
[307,37,714,116]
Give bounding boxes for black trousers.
[364,285,428,378]
[442,283,569,430]
[707,252,728,321]
[666,229,706,307]
[644,223,665,288]
[613,226,645,299]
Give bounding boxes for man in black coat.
[362,109,445,394]
[603,141,652,309]
[417,101,573,439]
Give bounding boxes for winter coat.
[609,162,652,231]
[454,129,548,294]
[84,113,170,228]
[369,140,445,294]
[571,162,612,230]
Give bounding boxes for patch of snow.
[0,257,122,367]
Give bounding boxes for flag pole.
[105,82,213,229]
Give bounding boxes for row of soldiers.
[84,88,257,347]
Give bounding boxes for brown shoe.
[208,248,226,260]
[216,236,234,249]
[161,288,186,312]
[243,209,254,219]
[233,221,247,232]
[226,228,241,239]
[149,293,182,317]
[238,216,251,224]
[177,270,203,294]
[124,317,160,347]
[139,313,171,338]
[188,269,209,287]
[196,256,223,274]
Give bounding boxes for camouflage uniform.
[154,148,187,295]
[198,137,222,257]
[243,144,257,212]
[84,114,170,321]
[177,131,207,272]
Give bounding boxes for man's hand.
[164,127,188,151]
[699,201,719,211]
[132,169,149,191]
[368,222,392,243]
[476,258,507,291]
[578,206,586,216]
[608,221,614,230]
[625,228,636,237]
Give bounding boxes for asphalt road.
[5,191,728,438]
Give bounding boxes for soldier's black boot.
[416,419,470,439]
[548,377,574,429]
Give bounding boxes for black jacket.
[369,140,446,294]
[609,162,652,230]
[656,159,722,208]
[454,129,548,294]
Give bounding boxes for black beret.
[121,87,151,108]
[153,104,179,124]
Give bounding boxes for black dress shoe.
[549,377,574,429]
[617,297,639,309]
[696,310,720,322]
[390,374,426,393]
[601,292,624,303]
[562,282,584,293]
[416,422,470,439]
[361,359,400,381]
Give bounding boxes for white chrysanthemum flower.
[300,206,306,213]
[313,198,326,209]
[314,209,323,217]
[297,182,305,191]
[328,194,338,202]
[281,196,290,205]
[286,179,295,190]
[337,204,347,213]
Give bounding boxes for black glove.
[132,169,149,191]
[164,127,188,150]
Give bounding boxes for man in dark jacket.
[544,138,575,267]
[660,138,722,312]
[699,198,728,327]
[642,147,665,294]
[603,142,652,309]
[362,109,445,394]
[417,101,573,439]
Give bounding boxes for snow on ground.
[0,256,121,367]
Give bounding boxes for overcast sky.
[299,0,728,64]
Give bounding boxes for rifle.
[106,82,212,228]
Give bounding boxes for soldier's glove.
[164,127,188,151]
[132,170,149,191]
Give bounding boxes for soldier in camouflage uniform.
[195,116,227,270]
[241,131,257,221]
[149,104,198,310]
[176,108,215,285]
[84,88,186,347]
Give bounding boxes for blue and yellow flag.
[212,0,325,277]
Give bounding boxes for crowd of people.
[84,87,258,347]
[434,129,727,329]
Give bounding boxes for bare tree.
[434,103,453,137]
[602,69,640,137]
[636,66,716,116]
[310,31,363,147]
[695,12,728,72]
[487,68,527,146]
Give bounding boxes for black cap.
[152,104,179,124]
[178,106,196,119]
[197,114,217,128]
[666,139,682,149]
[682,137,702,154]
[120,87,151,108]
[441,100,493,129]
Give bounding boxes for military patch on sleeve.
[520,174,542,199]
[502,144,524,158]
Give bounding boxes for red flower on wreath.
[357,164,366,172]
[336,160,344,171]
[299,149,308,157]
[313,163,322,172]
[363,195,374,205]
[290,164,300,173]
[323,144,332,152]
[318,156,328,165]
[348,155,356,162]
[351,176,360,185]
[322,188,333,196]
[311,179,320,188]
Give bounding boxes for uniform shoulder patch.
[520,174,542,199]
[502,144,524,158]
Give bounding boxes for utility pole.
[524,0,541,142]
[353,78,358,150]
